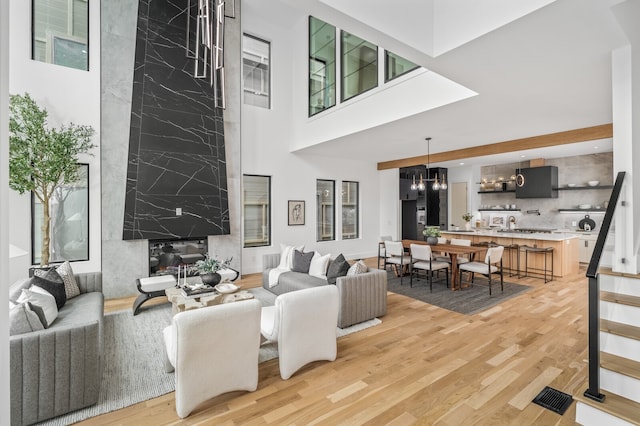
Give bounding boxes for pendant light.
[410,174,417,190]
[417,174,425,191]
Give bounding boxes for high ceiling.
[278,0,629,167]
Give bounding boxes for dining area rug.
[386,270,532,315]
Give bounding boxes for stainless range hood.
[515,166,558,198]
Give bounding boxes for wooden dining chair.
[409,244,450,291]
[384,241,413,285]
[458,246,505,295]
[450,238,472,264]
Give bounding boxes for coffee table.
[165,286,254,315]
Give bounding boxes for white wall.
[8,1,101,282]
[241,0,382,273]
[1,0,11,419]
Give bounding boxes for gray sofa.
[9,272,104,426]
[262,253,387,328]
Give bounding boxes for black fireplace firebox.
[149,238,208,277]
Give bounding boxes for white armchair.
[163,299,262,418]
[261,285,339,380]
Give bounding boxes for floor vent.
[532,386,573,415]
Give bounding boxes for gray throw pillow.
[326,253,350,284]
[292,250,314,273]
[10,302,45,335]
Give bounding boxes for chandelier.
[187,0,226,109]
[411,137,447,191]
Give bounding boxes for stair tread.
[601,318,640,341]
[601,290,640,308]
[601,352,640,381]
[576,389,640,425]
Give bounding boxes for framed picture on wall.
[288,200,305,226]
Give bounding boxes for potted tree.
[422,226,441,245]
[9,93,95,266]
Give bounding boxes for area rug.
[386,271,532,315]
[38,287,380,425]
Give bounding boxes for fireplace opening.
[149,238,208,277]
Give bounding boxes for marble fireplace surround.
[101,0,241,299]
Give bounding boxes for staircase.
[575,270,640,425]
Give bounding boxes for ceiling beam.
[377,123,613,170]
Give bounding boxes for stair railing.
[583,171,626,402]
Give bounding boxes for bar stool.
[503,243,520,277]
[519,245,554,283]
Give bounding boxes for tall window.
[309,17,336,116]
[385,51,419,82]
[243,34,270,108]
[341,31,377,101]
[317,179,335,241]
[32,164,89,265]
[32,0,89,70]
[342,181,359,239]
[243,175,271,247]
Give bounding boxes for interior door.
[450,182,468,229]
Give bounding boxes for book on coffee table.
[180,285,217,299]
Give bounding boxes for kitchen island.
[441,229,580,278]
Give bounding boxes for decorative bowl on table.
[587,180,600,187]
[566,183,576,187]
[214,282,239,294]
[578,204,592,210]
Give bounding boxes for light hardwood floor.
[83,258,589,425]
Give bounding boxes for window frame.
[308,16,337,117]
[341,181,359,240]
[32,0,90,71]
[384,50,419,83]
[242,174,272,248]
[31,163,90,265]
[242,33,271,109]
[340,30,378,103]
[316,179,335,242]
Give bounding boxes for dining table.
[402,239,487,291]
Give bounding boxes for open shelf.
[478,209,520,212]
[477,190,515,194]
[558,209,606,213]
[555,185,613,191]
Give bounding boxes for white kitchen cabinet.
[579,234,597,263]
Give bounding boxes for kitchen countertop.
[442,229,579,241]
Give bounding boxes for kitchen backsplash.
[476,152,612,231]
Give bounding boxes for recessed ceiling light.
[594,146,599,149]
[520,154,526,158]
[459,162,464,165]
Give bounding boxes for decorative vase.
[200,272,221,286]
[426,236,438,245]
[465,221,472,231]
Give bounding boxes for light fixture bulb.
[410,174,417,190]
[432,173,440,190]
[441,173,448,190]
[417,173,425,191]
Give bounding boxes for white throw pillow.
[278,244,304,270]
[309,252,331,279]
[17,288,58,328]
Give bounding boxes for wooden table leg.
[450,253,459,291]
